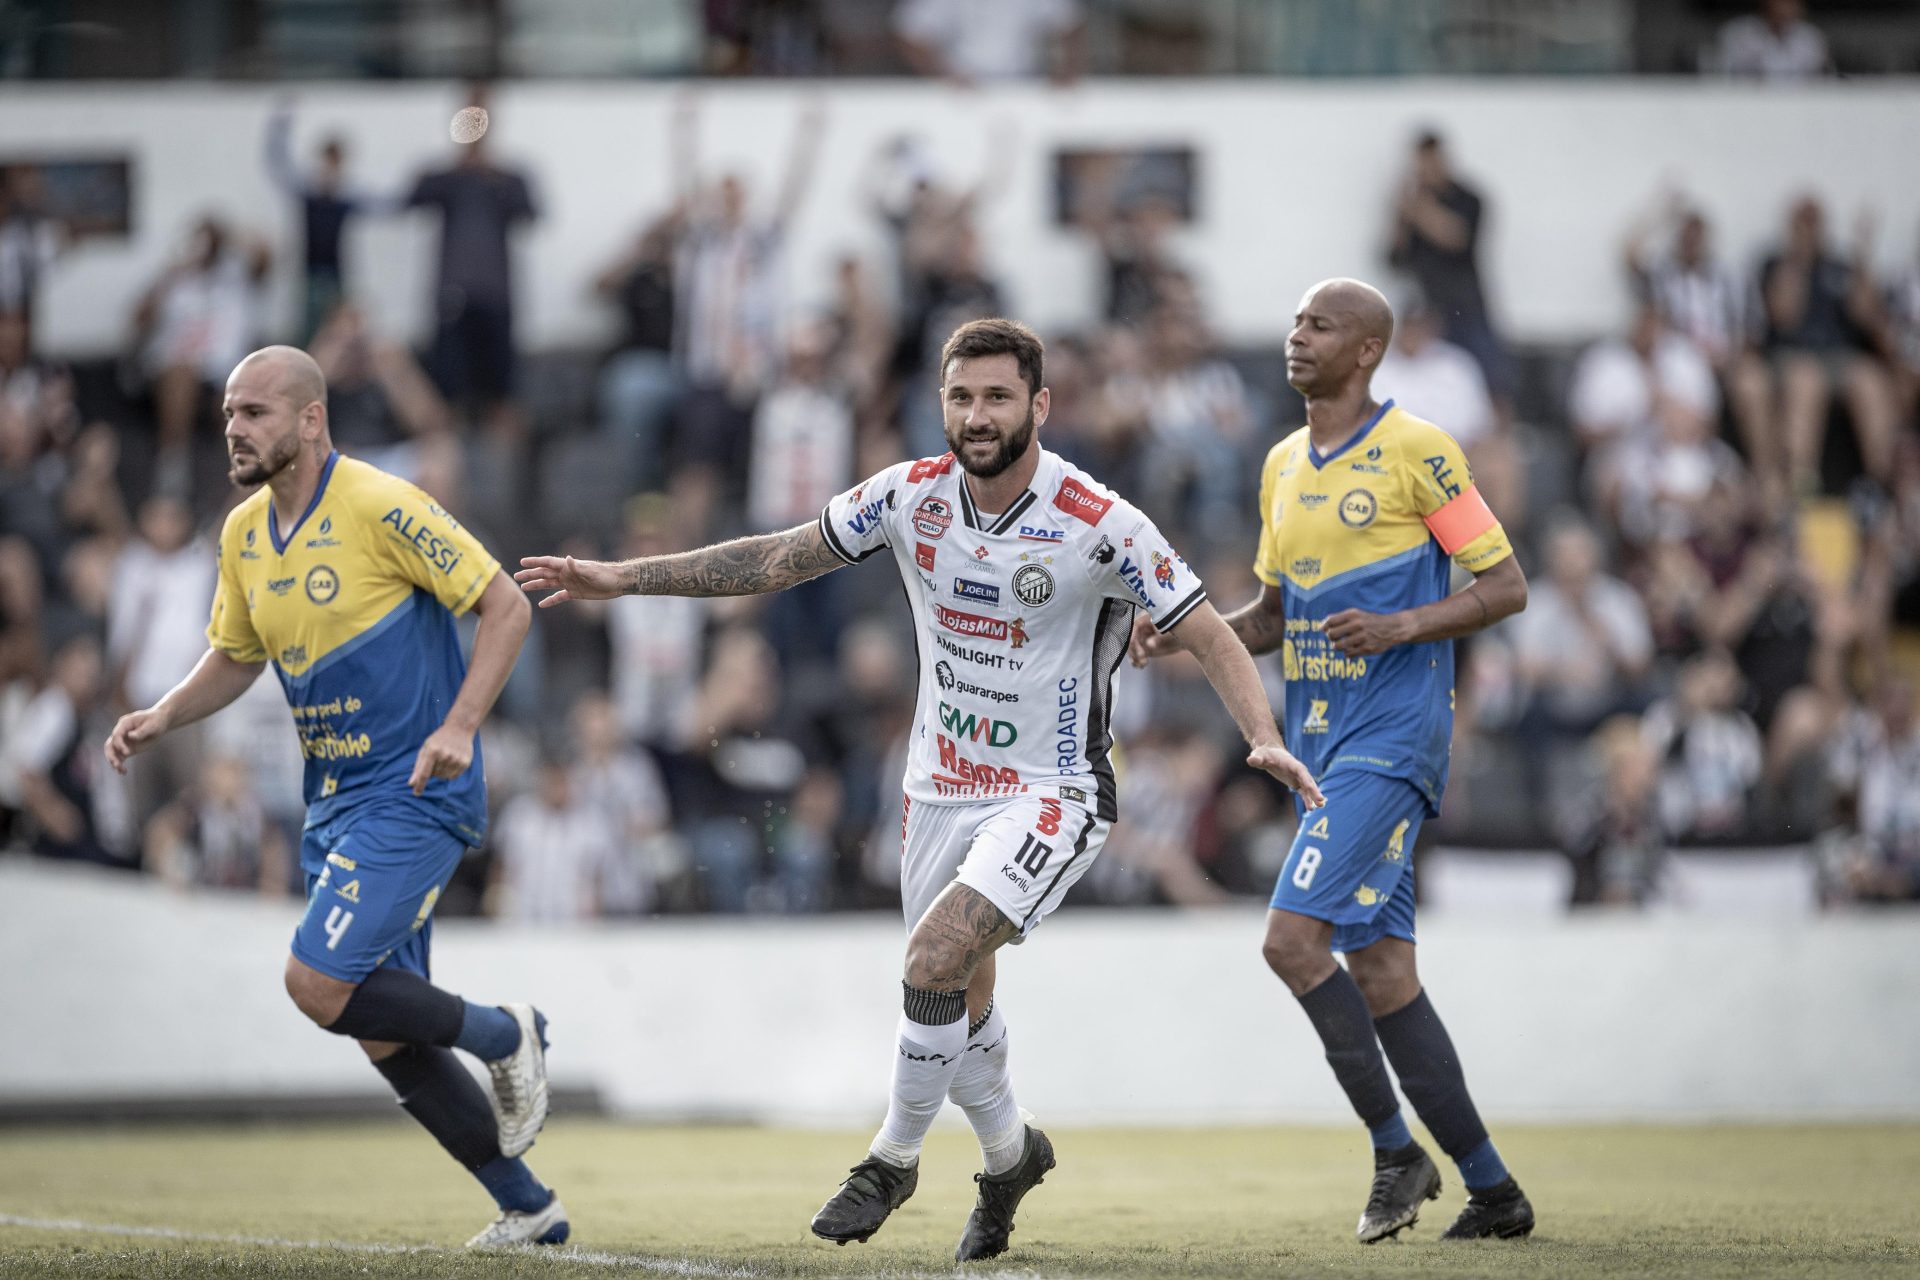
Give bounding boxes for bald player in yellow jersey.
[1134,280,1535,1244]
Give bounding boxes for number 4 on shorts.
[324,905,354,950]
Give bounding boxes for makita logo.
[935,606,1008,641]
[940,702,1018,747]
[1053,478,1112,525]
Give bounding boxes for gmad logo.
[939,702,1018,748]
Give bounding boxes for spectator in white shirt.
[491,758,620,924]
[606,497,708,750]
[567,692,681,916]
[894,0,1085,84]
[1514,517,1655,733]
[1642,651,1764,840]
[5,634,111,863]
[107,495,216,832]
[1707,0,1831,81]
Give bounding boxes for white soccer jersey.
[819,447,1207,822]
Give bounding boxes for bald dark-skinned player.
[1133,279,1535,1242]
[104,346,567,1248]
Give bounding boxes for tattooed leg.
[905,884,1018,993]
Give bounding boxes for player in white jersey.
[516,318,1323,1262]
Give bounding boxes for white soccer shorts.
[899,790,1111,941]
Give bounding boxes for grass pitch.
[1,1121,1915,1278]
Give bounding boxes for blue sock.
[1369,1111,1414,1152]
[474,1156,550,1213]
[452,1003,521,1061]
[1456,1137,1510,1192]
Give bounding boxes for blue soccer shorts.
[290,800,470,983]
[1270,769,1427,953]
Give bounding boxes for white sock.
[949,1001,1025,1175]
[869,1002,969,1168]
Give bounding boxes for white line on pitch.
[0,1212,1056,1279]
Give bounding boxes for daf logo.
[1012,564,1055,608]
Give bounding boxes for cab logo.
[1338,489,1378,528]
[939,702,1018,748]
[913,497,953,540]
[306,564,340,605]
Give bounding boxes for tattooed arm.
[515,522,848,606]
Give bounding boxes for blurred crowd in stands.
[5,41,1920,917]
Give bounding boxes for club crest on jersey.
[1339,489,1378,528]
[1012,564,1055,607]
[1053,478,1112,526]
[1018,525,1064,543]
[305,564,340,604]
[913,497,953,540]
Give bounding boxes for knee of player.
[902,935,971,993]
[1259,927,1322,986]
[283,955,353,1027]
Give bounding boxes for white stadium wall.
[5,861,1916,1123]
[3,79,1919,358]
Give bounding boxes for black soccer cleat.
[1440,1177,1535,1240]
[809,1154,918,1245]
[955,1125,1056,1263]
[1356,1141,1442,1243]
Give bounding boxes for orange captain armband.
[1424,485,1498,555]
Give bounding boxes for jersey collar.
[268,450,340,555]
[956,449,1048,536]
[1307,400,1394,470]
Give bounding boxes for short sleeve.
[365,476,500,616]
[1099,500,1207,632]
[818,463,907,565]
[1401,419,1513,574]
[1252,444,1286,587]
[205,523,267,663]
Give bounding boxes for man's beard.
[946,406,1036,480]
[228,432,301,487]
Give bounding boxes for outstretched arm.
[1131,581,1285,666]
[1165,601,1324,807]
[515,522,846,606]
[104,648,264,773]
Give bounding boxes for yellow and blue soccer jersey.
[1254,401,1511,812]
[207,452,498,849]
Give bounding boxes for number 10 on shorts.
[1292,845,1322,890]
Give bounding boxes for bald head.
[1286,278,1397,401]
[234,344,328,412]
[1305,278,1395,348]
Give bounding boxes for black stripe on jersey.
[1154,586,1209,634]
[818,509,859,564]
[957,479,981,530]
[986,491,1037,537]
[1022,805,1097,931]
[1086,599,1132,822]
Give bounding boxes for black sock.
[327,967,465,1045]
[1372,989,1490,1162]
[1296,967,1403,1134]
[373,1044,502,1171]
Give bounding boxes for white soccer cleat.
[465,1192,570,1248]
[486,1003,550,1158]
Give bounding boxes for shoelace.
[841,1159,908,1204]
[491,1060,523,1111]
[1365,1161,1419,1212]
